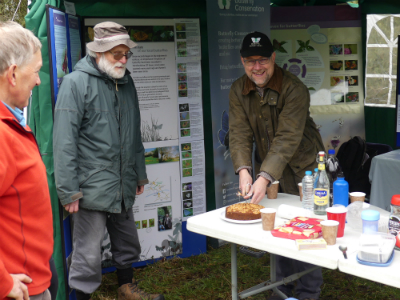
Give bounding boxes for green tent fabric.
[25,1,67,300]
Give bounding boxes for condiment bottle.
[389,194,400,250]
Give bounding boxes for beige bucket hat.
[86,21,137,53]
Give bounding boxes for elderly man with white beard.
[53,22,164,300]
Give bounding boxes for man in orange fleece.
[0,21,54,300]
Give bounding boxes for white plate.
[220,211,262,224]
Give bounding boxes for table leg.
[270,254,287,299]
[231,243,238,300]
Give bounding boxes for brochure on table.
[84,18,205,265]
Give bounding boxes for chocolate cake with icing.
[225,203,265,220]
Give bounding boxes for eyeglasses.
[243,57,271,67]
[109,51,133,60]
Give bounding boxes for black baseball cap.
[240,31,274,58]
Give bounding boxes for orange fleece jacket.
[0,102,53,298]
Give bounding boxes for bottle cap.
[305,171,312,175]
[314,168,318,172]
[361,210,380,221]
[391,195,400,206]
[328,149,335,155]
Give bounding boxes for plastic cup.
[326,206,347,238]
[320,220,339,245]
[298,183,303,202]
[267,181,279,199]
[350,192,366,203]
[260,208,276,231]
[361,210,380,234]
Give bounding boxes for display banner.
[47,7,69,106]
[270,6,365,152]
[207,0,270,209]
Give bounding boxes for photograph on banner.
[85,18,179,141]
[178,100,204,141]
[179,140,205,180]
[181,177,206,221]
[174,19,201,58]
[176,58,202,100]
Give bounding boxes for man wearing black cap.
[229,31,325,300]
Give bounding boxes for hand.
[239,169,253,198]
[136,185,144,195]
[250,177,270,204]
[7,274,32,300]
[64,199,79,214]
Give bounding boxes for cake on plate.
[225,203,265,220]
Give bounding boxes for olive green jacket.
[229,64,325,183]
[53,55,148,213]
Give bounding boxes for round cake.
[225,203,265,220]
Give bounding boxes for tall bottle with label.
[314,151,330,215]
[326,149,341,206]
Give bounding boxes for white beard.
[98,54,126,79]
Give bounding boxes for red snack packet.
[271,217,324,240]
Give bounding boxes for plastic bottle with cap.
[389,195,400,250]
[333,176,349,207]
[301,170,314,211]
[361,210,380,234]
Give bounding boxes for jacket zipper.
[116,87,124,210]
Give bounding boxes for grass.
[92,244,400,300]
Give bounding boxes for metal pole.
[231,243,238,300]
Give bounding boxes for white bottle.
[302,170,314,211]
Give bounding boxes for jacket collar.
[0,101,32,131]
[242,63,283,96]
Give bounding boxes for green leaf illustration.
[308,87,316,91]
[296,46,305,53]
[280,41,287,46]
[306,45,315,51]
[277,46,288,53]
[306,40,310,46]
[297,40,305,47]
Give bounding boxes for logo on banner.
[218,0,231,9]
[250,37,262,47]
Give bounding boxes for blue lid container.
[328,149,335,155]
[361,210,380,221]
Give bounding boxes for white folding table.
[187,194,362,300]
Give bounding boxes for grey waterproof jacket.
[53,55,148,213]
